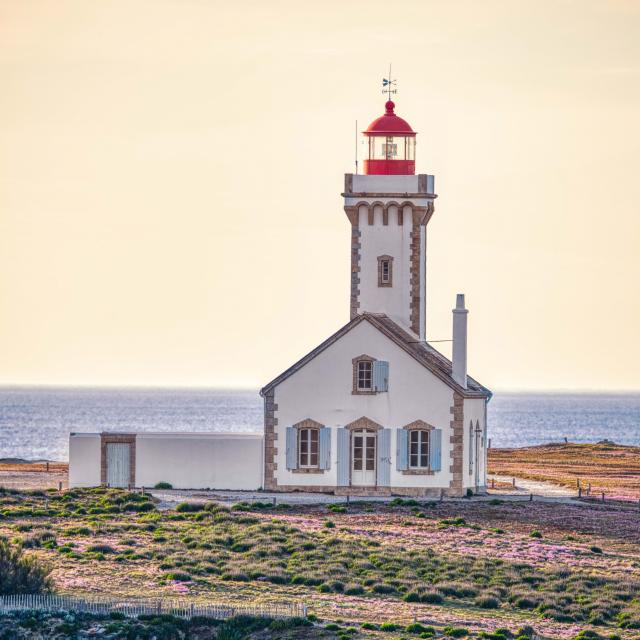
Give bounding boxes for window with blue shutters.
[336,428,350,486]
[397,423,443,473]
[430,428,442,472]
[319,427,331,470]
[396,429,408,471]
[376,428,391,486]
[352,355,388,394]
[373,361,389,392]
[288,420,330,471]
[286,427,298,470]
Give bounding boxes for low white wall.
[135,433,263,490]
[68,433,101,487]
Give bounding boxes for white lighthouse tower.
[343,100,436,340]
[261,90,491,498]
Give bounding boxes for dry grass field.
[488,442,640,501]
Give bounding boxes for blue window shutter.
[430,428,442,472]
[396,429,408,471]
[373,361,389,392]
[377,428,391,486]
[286,427,298,470]
[336,428,350,486]
[319,427,331,470]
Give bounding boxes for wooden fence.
[0,594,306,620]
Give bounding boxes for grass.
[488,442,640,501]
[0,487,640,638]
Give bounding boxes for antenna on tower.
[382,63,397,100]
[355,120,358,175]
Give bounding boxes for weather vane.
[382,64,397,100]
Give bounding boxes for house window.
[409,429,429,468]
[357,361,373,391]
[298,428,319,468]
[377,255,393,287]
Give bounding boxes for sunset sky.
[1,0,639,391]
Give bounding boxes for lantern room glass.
[368,135,415,161]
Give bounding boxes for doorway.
[106,442,131,488]
[351,429,376,486]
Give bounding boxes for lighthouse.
[261,89,491,498]
[344,100,435,341]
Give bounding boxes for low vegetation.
[0,486,640,638]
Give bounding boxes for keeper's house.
[259,99,491,497]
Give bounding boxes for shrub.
[164,571,191,582]
[403,591,421,603]
[380,622,403,632]
[0,539,52,594]
[475,595,501,609]
[361,622,379,630]
[123,501,154,512]
[406,622,431,633]
[86,544,116,554]
[328,504,346,513]
[175,502,205,513]
[439,517,466,527]
[324,520,335,529]
[515,596,537,609]
[421,591,444,604]
[529,530,542,539]
[153,482,173,489]
[344,584,364,595]
[372,583,397,594]
[443,627,469,638]
[590,546,603,554]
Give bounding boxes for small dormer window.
[377,255,393,287]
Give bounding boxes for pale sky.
[1,0,639,391]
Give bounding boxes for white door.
[351,429,376,486]
[106,443,130,488]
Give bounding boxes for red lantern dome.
[363,101,416,175]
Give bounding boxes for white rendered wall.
[135,433,263,490]
[68,434,101,487]
[462,398,487,490]
[273,320,455,490]
[358,204,414,334]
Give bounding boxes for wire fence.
[0,594,306,620]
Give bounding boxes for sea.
[0,387,639,462]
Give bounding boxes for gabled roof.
[260,313,492,400]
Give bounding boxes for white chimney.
[452,293,468,388]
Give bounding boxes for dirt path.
[488,473,577,498]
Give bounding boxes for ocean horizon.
[1,386,639,462]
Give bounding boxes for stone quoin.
[260,98,491,497]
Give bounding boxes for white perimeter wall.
[273,320,456,489]
[68,433,101,487]
[69,433,264,490]
[135,434,263,490]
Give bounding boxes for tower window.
[377,255,394,287]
